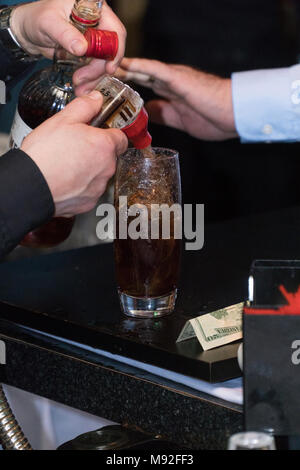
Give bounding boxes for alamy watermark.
[96,197,204,251]
[0,80,5,105]
[0,340,5,365]
[291,340,300,365]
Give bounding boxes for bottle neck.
[50,56,76,91]
[52,0,102,79]
[71,0,102,29]
[52,46,86,75]
[70,12,98,32]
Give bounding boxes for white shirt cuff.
[232,64,300,142]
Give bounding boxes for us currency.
[176,302,244,350]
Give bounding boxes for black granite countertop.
[0,319,243,450]
[1,205,300,448]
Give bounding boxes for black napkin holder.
[244,260,300,435]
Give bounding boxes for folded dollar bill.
[176,302,244,351]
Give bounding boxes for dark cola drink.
[114,230,181,299]
[114,148,182,319]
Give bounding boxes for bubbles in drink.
[114,148,182,299]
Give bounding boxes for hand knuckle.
[88,129,102,149]
[104,133,117,150]
[81,201,96,213]
[106,161,116,179]
[121,25,127,39]
[97,182,107,197]
[89,187,100,201]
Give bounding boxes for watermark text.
[96,198,204,251]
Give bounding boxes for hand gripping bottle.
[10,0,118,248]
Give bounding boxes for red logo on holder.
[244,285,300,315]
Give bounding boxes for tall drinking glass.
[114,148,182,318]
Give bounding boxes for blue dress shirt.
[232,64,300,142]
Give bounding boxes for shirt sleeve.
[0,37,35,88]
[0,148,54,258]
[232,64,300,142]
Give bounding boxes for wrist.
[0,4,42,61]
[10,4,41,56]
[202,74,237,135]
[178,67,235,133]
[10,4,31,54]
[220,78,236,133]
[194,72,238,139]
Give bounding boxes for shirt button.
[262,124,273,135]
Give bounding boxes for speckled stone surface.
[0,241,243,383]
[2,207,300,388]
[0,321,243,450]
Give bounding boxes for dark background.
[112,0,300,222]
[2,0,300,230]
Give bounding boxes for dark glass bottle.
[10,0,118,248]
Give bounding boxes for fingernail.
[70,39,86,56]
[87,90,102,100]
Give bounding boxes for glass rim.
[121,147,179,161]
[228,431,275,449]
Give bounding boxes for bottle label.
[10,109,32,149]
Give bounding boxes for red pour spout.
[122,107,152,149]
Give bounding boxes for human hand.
[10,0,126,82]
[21,91,128,217]
[116,58,237,141]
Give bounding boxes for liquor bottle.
[91,75,153,152]
[10,0,118,248]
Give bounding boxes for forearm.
[0,149,54,258]
[232,64,300,142]
[192,73,235,135]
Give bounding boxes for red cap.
[84,29,118,60]
[122,107,152,149]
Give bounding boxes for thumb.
[59,91,103,124]
[43,14,87,56]
[105,128,129,155]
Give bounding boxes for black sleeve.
[0,148,55,258]
[0,42,33,82]
[0,41,36,91]
[0,9,37,88]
